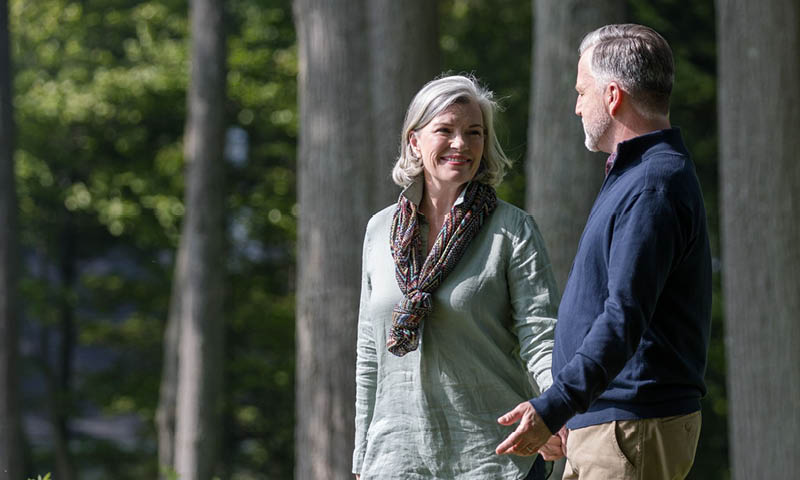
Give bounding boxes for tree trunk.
[0,0,22,476]
[367,0,439,208]
[171,0,227,478]
[717,1,800,478]
[526,0,625,291]
[292,0,374,478]
[53,222,76,480]
[156,248,183,476]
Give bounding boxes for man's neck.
[606,115,671,153]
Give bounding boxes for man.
[495,24,712,480]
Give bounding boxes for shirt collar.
[400,179,470,208]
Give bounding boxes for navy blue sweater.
[531,128,712,432]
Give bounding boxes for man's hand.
[557,426,569,456]
[537,434,563,461]
[538,426,569,460]
[495,401,552,456]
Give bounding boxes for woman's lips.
[442,156,470,165]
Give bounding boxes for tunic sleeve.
[507,214,560,394]
[353,226,377,474]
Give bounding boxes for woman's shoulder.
[364,204,396,237]
[492,199,537,229]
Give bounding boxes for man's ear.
[606,81,623,117]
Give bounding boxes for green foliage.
[27,474,51,480]
[13,0,296,477]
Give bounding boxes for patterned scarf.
[387,181,497,356]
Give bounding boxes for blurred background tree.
[4,0,741,478]
[717,0,800,477]
[0,0,23,477]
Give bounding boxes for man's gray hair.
[392,74,512,188]
[579,24,674,117]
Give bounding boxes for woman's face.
[410,100,485,192]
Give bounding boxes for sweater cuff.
[530,386,574,434]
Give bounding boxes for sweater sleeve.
[352,227,377,474]
[508,214,560,394]
[532,189,681,433]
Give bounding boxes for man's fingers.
[538,434,564,461]
[495,429,522,455]
[558,426,569,456]
[497,402,525,426]
[539,448,560,461]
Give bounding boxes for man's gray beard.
[582,113,611,153]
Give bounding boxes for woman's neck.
[421,179,466,224]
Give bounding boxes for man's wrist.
[530,386,573,434]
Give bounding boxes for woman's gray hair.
[579,24,674,117]
[391,74,511,188]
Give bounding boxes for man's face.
[575,50,612,153]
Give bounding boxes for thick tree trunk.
[526,0,625,291]
[293,0,374,478]
[171,0,227,478]
[717,1,800,478]
[367,0,439,208]
[0,0,22,476]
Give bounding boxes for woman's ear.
[409,132,420,157]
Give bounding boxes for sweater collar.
[615,128,688,161]
[608,128,688,175]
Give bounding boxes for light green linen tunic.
[353,182,560,479]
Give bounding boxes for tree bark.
[367,0,439,208]
[170,0,227,478]
[0,0,22,477]
[53,222,76,480]
[292,0,374,478]
[526,0,625,291]
[156,248,182,476]
[717,1,800,478]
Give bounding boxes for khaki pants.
[563,411,701,480]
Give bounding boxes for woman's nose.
[451,133,466,149]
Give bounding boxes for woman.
[353,75,559,479]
